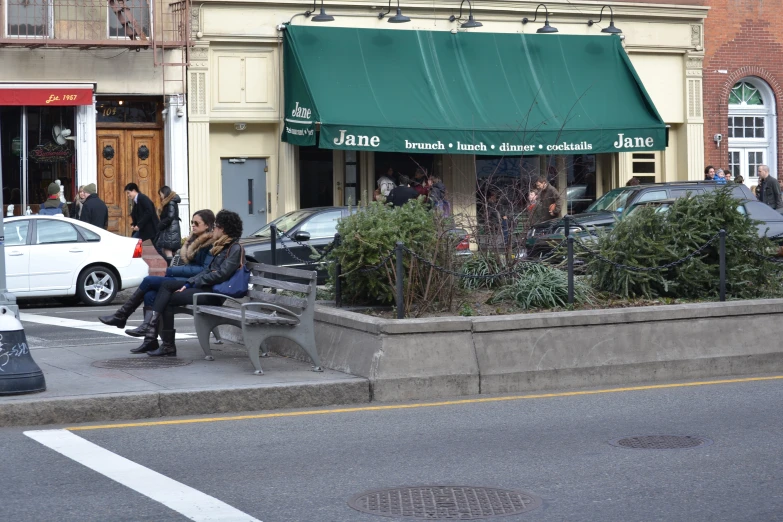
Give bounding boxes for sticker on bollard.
[0,307,45,395]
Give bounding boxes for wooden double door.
[97,129,163,236]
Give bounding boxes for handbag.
[212,244,250,298]
[170,251,184,267]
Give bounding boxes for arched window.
[727,78,777,183]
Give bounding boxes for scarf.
[157,191,178,216]
[179,231,213,265]
[210,235,235,256]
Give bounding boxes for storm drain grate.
[92,358,192,369]
[609,435,713,450]
[347,485,542,520]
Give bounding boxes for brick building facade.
[703,0,783,184]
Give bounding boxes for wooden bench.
[181,262,321,375]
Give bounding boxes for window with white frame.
[728,79,777,182]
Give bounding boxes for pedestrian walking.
[79,183,109,229]
[125,182,159,241]
[756,165,782,209]
[98,209,216,354]
[427,176,451,217]
[129,210,244,357]
[156,185,182,265]
[39,182,69,216]
[530,175,561,225]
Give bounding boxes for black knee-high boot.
[147,329,176,357]
[125,307,153,337]
[98,288,145,328]
[129,312,161,354]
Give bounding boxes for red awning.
[0,86,93,106]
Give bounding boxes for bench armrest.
[192,292,242,313]
[241,302,300,324]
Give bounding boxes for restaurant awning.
[0,84,94,106]
[282,26,665,155]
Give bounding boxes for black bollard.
[564,216,574,304]
[334,234,342,308]
[396,242,404,319]
[0,306,45,395]
[270,224,278,266]
[719,229,726,302]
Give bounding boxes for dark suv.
[524,181,756,258]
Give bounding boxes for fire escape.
[0,0,192,94]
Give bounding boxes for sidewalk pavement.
[0,336,369,427]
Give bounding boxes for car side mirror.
[294,231,311,242]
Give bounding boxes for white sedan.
[3,215,148,306]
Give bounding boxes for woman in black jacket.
[138,210,244,357]
[156,185,182,265]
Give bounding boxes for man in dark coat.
[387,176,420,208]
[78,183,109,229]
[757,165,782,210]
[530,175,562,225]
[125,182,159,241]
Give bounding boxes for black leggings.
[152,279,224,313]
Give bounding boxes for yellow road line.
[67,374,783,431]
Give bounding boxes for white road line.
[19,313,197,340]
[24,430,262,522]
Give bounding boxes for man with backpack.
[39,182,69,217]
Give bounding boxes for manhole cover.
[609,435,713,450]
[91,358,192,369]
[347,485,541,520]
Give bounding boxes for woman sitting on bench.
[98,209,216,353]
[135,209,244,357]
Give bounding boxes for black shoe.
[98,288,145,329]
[127,310,160,338]
[125,308,152,337]
[148,329,176,357]
[130,338,159,354]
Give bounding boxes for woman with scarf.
[156,185,182,265]
[136,210,244,357]
[98,209,215,353]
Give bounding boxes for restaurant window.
[0,105,76,215]
[344,150,358,206]
[374,152,436,193]
[728,78,776,180]
[299,144,333,209]
[543,155,597,214]
[631,152,659,184]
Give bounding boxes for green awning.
[282,26,665,155]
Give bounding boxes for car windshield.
[587,188,639,213]
[251,210,313,238]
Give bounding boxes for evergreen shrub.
[490,263,593,309]
[585,188,782,299]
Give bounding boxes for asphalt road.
[2,363,782,521]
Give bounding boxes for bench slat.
[248,262,317,280]
[196,305,297,325]
[247,290,308,310]
[250,276,312,294]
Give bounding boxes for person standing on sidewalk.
[98,209,216,354]
[155,185,182,265]
[530,175,561,225]
[39,182,69,216]
[78,183,109,229]
[757,165,782,209]
[125,182,159,241]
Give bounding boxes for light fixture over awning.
[0,84,94,106]
[282,26,665,155]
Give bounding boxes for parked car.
[524,181,756,258]
[3,215,148,305]
[242,207,473,283]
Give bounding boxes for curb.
[0,378,370,427]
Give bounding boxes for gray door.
[221,158,267,235]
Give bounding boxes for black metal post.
[334,233,342,308]
[270,224,278,266]
[564,216,574,304]
[719,229,726,302]
[395,241,404,319]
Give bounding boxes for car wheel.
[77,265,119,306]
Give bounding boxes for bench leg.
[242,329,265,375]
[287,327,323,372]
[211,328,223,345]
[194,315,223,361]
[260,340,269,358]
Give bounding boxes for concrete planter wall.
[222,300,783,402]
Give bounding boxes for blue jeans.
[138,275,184,307]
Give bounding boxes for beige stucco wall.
[188,0,708,218]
